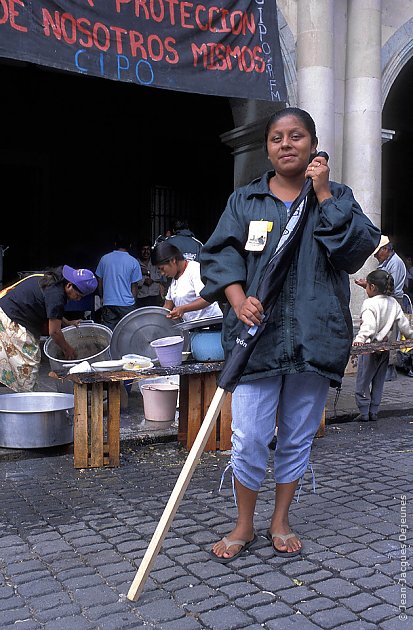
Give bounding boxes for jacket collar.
[246,171,274,198]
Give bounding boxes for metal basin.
[44,322,112,371]
[0,392,74,448]
[43,322,112,393]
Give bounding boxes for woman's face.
[266,115,317,176]
[65,283,84,301]
[157,258,178,278]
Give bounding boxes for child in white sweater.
[353,269,413,421]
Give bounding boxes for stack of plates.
[122,357,154,371]
[91,356,154,372]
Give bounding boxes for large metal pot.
[43,322,112,392]
[0,392,74,448]
[44,322,112,372]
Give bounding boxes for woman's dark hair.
[366,269,394,296]
[264,107,318,146]
[39,266,66,289]
[151,241,184,265]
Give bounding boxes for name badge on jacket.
[245,221,273,251]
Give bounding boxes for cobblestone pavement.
[0,416,412,629]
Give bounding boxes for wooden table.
[52,339,413,469]
[52,362,229,468]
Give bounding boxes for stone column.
[296,0,335,158]
[343,0,382,318]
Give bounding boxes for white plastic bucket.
[150,336,184,367]
[141,383,179,423]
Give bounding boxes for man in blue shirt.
[95,236,142,330]
[375,237,406,302]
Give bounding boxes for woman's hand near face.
[305,155,332,204]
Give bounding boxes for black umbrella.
[219,151,329,392]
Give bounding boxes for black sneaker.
[354,413,369,422]
[369,413,378,421]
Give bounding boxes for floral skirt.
[0,307,41,392]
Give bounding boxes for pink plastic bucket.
[150,336,184,367]
[141,383,179,423]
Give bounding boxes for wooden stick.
[127,386,228,602]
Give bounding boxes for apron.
[0,274,44,392]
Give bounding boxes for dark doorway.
[0,61,234,283]
[382,57,413,260]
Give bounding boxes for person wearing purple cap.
[0,265,97,392]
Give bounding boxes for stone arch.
[382,17,413,105]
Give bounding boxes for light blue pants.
[230,373,330,490]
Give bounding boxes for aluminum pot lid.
[0,392,74,412]
[110,306,190,360]
[172,315,223,332]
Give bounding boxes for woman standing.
[0,265,97,392]
[200,107,380,562]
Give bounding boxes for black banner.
[0,0,287,101]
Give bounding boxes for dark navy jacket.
[200,172,381,387]
[168,230,203,262]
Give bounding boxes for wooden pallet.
[73,381,120,468]
[178,372,232,451]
